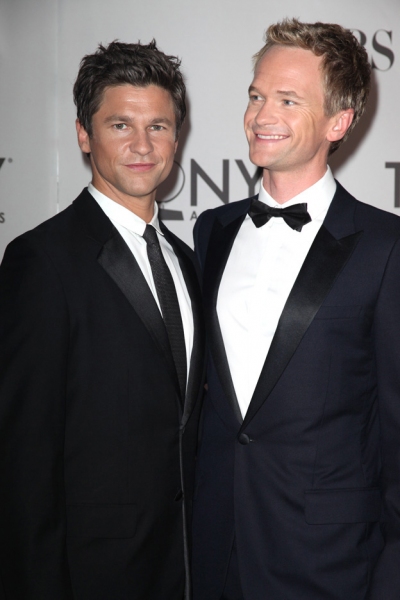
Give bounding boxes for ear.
[326,109,354,142]
[174,139,178,154]
[76,119,91,154]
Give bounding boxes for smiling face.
[76,84,178,215]
[244,45,348,192]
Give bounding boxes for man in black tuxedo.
[192,19,400,600]
[0,40,204,600]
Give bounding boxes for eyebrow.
[248,85,259,95]
[149,117,175,127]
[248,86,303,100]
[103,114,174,126]
[276,90,303,99]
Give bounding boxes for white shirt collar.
[88,183,163,236]
[258,166,336,222]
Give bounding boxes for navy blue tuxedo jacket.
[0,189,205,600]
[192,181,400,600]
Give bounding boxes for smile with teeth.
[256,134,287,140]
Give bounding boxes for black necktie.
[143,224,187,399]
[248,198,311,232]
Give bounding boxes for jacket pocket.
[66,503,137,538]
[304,488,381,524]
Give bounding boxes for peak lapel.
[241,184,363,431]
[161,224,206,425]
[97,230,181,398]
[73,190,180,398]
[204,205,252,424]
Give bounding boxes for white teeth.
[257,134,286,140]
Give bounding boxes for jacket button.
[238,433,251,445]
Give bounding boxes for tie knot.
[266,206,283,217]
[143,224,159,246]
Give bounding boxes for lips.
[125,163,155,172]
[255,133,288,140]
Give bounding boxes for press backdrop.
[0,0,398,255]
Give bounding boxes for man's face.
[77,84,178,210]
[244,45,336,179]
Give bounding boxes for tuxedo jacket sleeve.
[0,234,74,598]
[367,235,400,599]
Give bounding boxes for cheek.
[244,118,254,142]
[92,137,116,159]
[160,140,178,163]
[244,107,254,127]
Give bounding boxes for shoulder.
[0,189,94,275]
[354,200,400,237]
[336,180,400,237]
[193,197,254,263]
[195,197,253,233]
[3,205,75,263]
[0,208,77,308]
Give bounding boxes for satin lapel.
[97,228,180,397]
[241,223,363,432]
[204,212,249,424]
[161,224,206,425]
[72,189,180,396]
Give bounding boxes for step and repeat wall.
[0,0,398,255]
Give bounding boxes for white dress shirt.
[217,167,337,417]
[88,183,193,379]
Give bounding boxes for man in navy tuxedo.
[0,41,204,599]
[192,18,400,600]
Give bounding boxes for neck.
[262,165,327,204]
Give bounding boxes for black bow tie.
[248,198,312,232]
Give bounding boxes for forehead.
[253,45,325,94]
[96,84,175,115]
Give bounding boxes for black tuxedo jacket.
[0,189,205,600]
[192,182,400,600]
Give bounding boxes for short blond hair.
[254,18,371,154]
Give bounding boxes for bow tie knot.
[248,198,311,232]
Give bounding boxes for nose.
[254,99,278,127]
[129,129,153,156]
